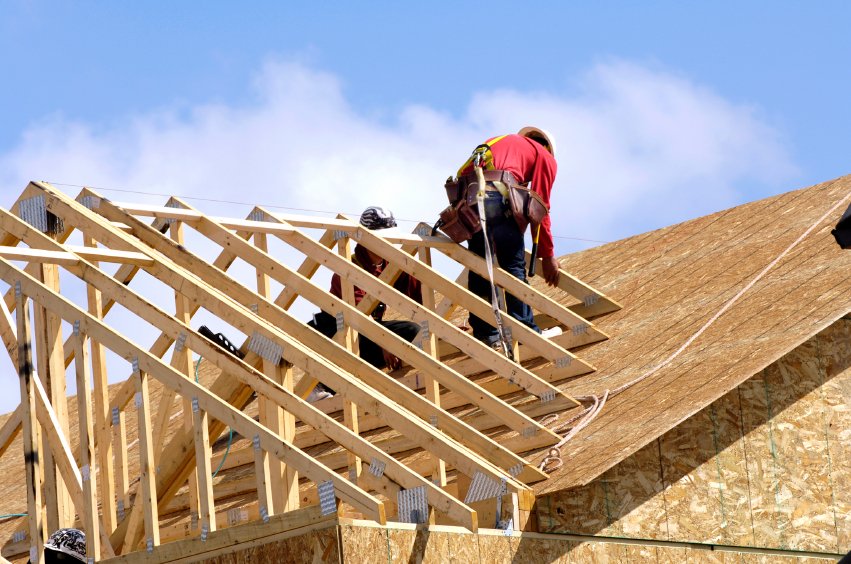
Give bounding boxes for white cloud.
[0,58,798,414]
[0,58,797,252]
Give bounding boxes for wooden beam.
[112,406,130,526]
[251,229,297,514]
[272,225,337,313]
[199,214,549,442]
[0,406,22,459]
[191,403,216,537]
[70,189,539,488]
[30,346,115,557]
[344,217,581,363]
[418,245,447,504]
[0,211,481,530]
[134,365,161,550]
[168,220,200,531]
[335,232,362,484]
[174,207,558,441]
[412,224,608,348]
[266,209,582,399]
[83,232,118,532]
[72,328,101,561]
[33,260,73,530]
[525,250,622,318]
[0,255,388,525]
[16,289,44,564]
[112,201,303,236]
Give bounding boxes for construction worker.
[29,528,87,563]
[307,206,422,400]
[456,126,561,348]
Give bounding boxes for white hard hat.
[44,528,87,562]
[518,126,556,157]
[359,206,397,230]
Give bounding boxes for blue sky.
[0,2,849,410]
[2,2,850,250]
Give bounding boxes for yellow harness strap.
[456,134,509,176]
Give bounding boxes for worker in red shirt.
[456,126,560,347]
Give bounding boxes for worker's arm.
[542,256,561,287]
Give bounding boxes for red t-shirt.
[458,134,557,257]
[330,244,422,319]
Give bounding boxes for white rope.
[539,187,851,472]
[475,163,513,357]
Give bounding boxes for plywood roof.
[535,173,851,493]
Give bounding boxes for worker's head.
[43,528,86,562]
[518,126,556,157]
[359,206,397,230]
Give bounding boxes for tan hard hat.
[518,126,556,157]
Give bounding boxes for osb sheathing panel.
[536,174,851,493]
[538,319,851,555]
[763,344,836,551]
[535,441,666,539]
[604,441,667,539]
[340,524,482,564]
[193,526,339,564]
[535,476,607,535]
[820,323,851,551]
[659,395,751,545]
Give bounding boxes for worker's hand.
[383,349,402,371]
[542,256,561,287]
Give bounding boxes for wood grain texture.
[538,319,851,554]
[537,175,851,492]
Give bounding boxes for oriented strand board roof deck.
[536,173,851,493]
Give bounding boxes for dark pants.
[358,319,421,368]
[468,191,540,345]
[308,313,420,392]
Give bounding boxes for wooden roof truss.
[0,181,619,561]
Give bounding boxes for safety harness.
[471,144,515,360]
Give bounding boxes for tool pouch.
[444,176,463,203]
[437,199,481,243]
[507,184,549,233]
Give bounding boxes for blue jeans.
[467,191,540,344]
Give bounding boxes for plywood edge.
[306,519,844,562]
[100,505,338,563]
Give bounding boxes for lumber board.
[0,407,21,460]
[175,201,556,441]
[16,290,43,563]
[413,223,609,348]
[73,330,102,561]
[30,349,116,556]
[264,209,583,399]
[134,367,161,550]
[191,405,216,537]
[0,256,388,527]
[252,229,299,513]
[168,220,200,530]
[0,206,482,527]
[0,245,153,266]
[327,215,581,366]
[35,261,74,529]
[83,232,118,532]
[418,245,447,492]
[69,189,540,490]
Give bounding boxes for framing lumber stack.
[0,181,618,562]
